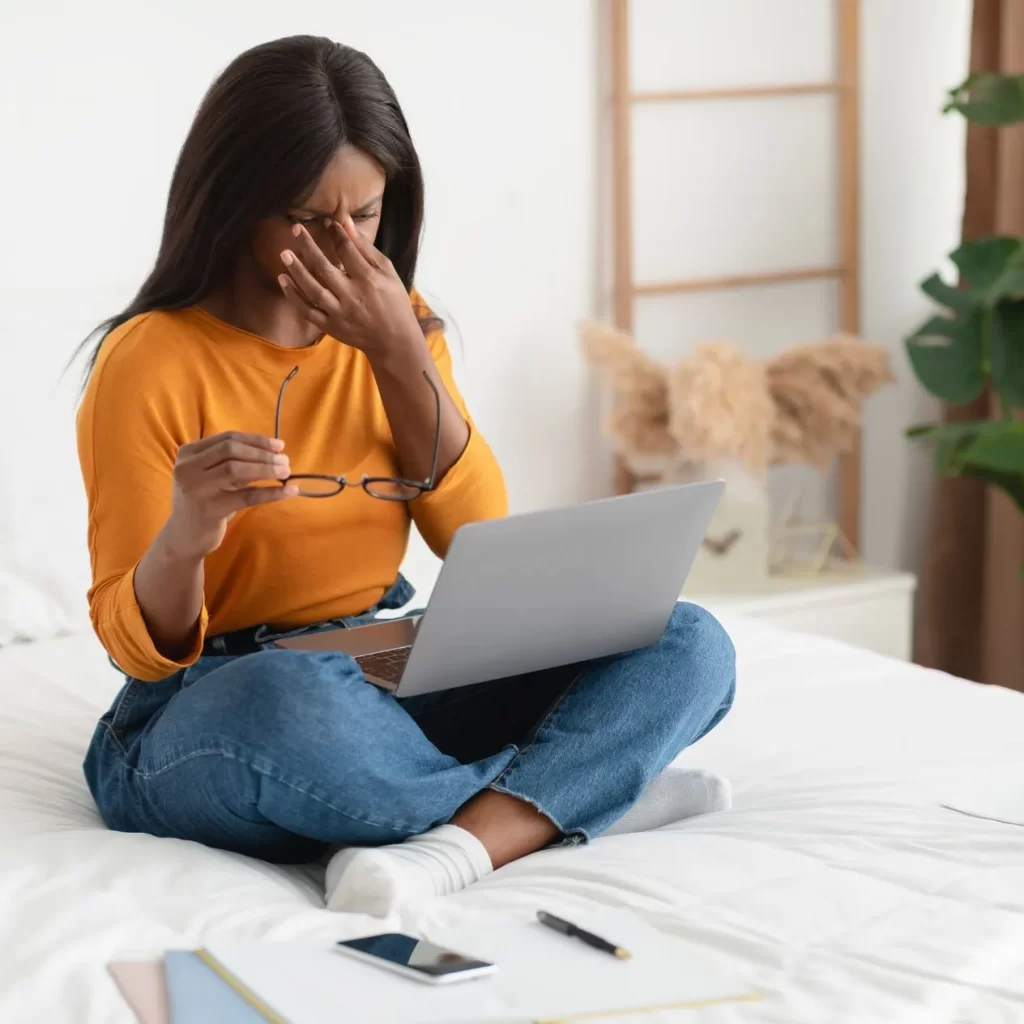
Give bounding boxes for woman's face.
[249,143,387,290]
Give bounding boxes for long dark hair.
[77,35,434,378]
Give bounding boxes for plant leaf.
[944,73,1024,125]
[905,420,1009,474]
[961,424,1024,473]
[961,465,1024,515]
[906,420,1007,442]
[950,236,1024,302]
[989,299,1024,407]
[919,273,976,315]
[988,253,1024,304]
[905,313,985,403]
[907,420,985,472]
[907,419,1024,513]
[934,430,978,475]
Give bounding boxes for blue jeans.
[83,582,735,864]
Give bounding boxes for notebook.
[200,909,757,1023]
[164,951,268,1024]
[107,962,169,1024]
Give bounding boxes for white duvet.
[2,617,1023,1023]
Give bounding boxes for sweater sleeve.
[77,328,208,681]
[410,318,508,558]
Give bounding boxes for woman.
[77,35,735,916]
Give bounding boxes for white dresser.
[687,567,917,661]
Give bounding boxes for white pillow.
[0,554,89,646]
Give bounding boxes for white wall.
[0,0,969,617]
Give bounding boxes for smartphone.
[335,933,497,986]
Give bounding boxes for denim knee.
[661,602,736,707]
[176,648,369,758]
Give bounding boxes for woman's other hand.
[163,431,297,562]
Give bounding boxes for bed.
[2,615,1023,1023]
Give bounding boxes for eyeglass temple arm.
[275,366,300,440]
[275,366,440,489]
[424,370,442,491]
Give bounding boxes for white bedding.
[2,618,1024,1023]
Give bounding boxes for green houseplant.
[905,73,1024,519]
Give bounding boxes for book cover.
[164,950,269,1024]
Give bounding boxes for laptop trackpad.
[274,617,420,658]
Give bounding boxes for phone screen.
[337,934,494,978]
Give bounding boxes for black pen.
[536,911,632,960]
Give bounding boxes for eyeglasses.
[274,366,441,500]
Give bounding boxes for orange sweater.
[77,300,507,681]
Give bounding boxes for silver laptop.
[276,480,723,697]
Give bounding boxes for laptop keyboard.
[356,646,412,685]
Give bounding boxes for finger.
[216,482,300,516]
[180,431,284,459]
[341,215,384,265]
[328,216,377,278]
[288,223,349,289]
[281,247,341,313]
[209,459,293,492]
[193,437,290,472]
[278,274,330,329]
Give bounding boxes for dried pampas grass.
[579,321,677,464]
[668,341,773,470]
[768,337,894,466]
[580,322,892,471]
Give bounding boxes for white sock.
[602,767,731,837]
[325,824,493,916]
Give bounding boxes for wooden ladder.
[607,0,862,551]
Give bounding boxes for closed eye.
[285,210,378,225]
